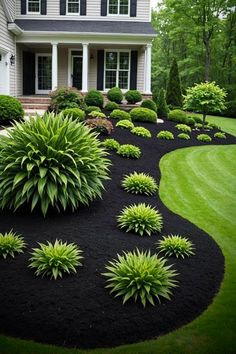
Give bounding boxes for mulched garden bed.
[0,119,235,349]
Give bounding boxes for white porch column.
[82,43,89,93]
[51,42,58,91]
[144,43,152,94]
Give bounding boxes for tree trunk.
[202,112,207,129]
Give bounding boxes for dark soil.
[0,119,235,349]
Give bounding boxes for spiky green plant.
[0,230,26,259]
[115,120,134,130]
[197,134,212,142]
[29,239,83,279]
[175,124,191,132]
[131,126,152,138]
[122,172,158,196]
[0,113,110,216]
[157,235,195,258]
[157,131,174,140]
[103,249,178,307]
[117,203,163,236]
[177,133,190,140]
[103,138,120,151]
[117,144,141,159]
[214,132,226,139]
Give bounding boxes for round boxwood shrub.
[131,126,152,138]
[86,106,101,113]
[85,90,104,108]
[175,124,191,132]
[168,109,187,123]
[88,111,106,119]
[117,144,141,159]
[0,113,110,216]
[115,119,134,130]
[197,134,212,142]
[0,230,26,259]
[125,90,142,104]
[49,87,83,112]
[0,95,24,122]
[62,108,85,121]
[107,87,123,104]
[130,107,157,123]
[105,101,119,111]
[122,172,158,196]
[110,109,131,121]
[141,99,157,112]
[157,130,174,140]
[156,235,195,258]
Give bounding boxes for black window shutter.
[60,0,66,15]
[101,0,107,16]
[130,51,138,90]
[41,0,47,15]
[21,0,26,14]
[80,0,87,15]
[97,50,104,90]
[130,0,137,17]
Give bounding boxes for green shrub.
[103,249,178,307]
[178,133,190,140]
[105,101,119,111]
[197,134,212,142]
[191,115,202,124]
[49,87,83,112]
[130,107,157,123]
[88,111,106,119]
[214,132,226,139]
[168,109,187,123]
[29,240,83,279]
[117,144,141,159]
[125,90,142,104]
[194,123,203,129]
[0,230,26,259]
[117,203,163,236]
[0,95,24,122]
[131,126,152,138]
[85,118,113,135]
[0,113,110,216]
[62,108,85,121]
[86,106,101,113]
[157,88,169,119]
[208,122,219,129]
[110,109,131,121]
[103,138,120,151]
[157,131,174,140]
[115,119,134,130]
[107,87,123,104]
[186,117,196,125]
[157,235,195,258]
[175,124,191,132]
[84,90,104,108]
[141,99,157,112]
[122,172,158,196]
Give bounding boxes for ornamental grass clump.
[103,138,120,151]
[0,230,26,259]
[29,239,83,279]
[117,144,141,159]
[214,132,226,139]
[122,172,158,196]
[131,126,152,138]
[175,124,191,132]
[197,134,212,142]
[177,133,190,140]
[103,249,178,307]
[157,235,195,258]
[115,120,134,130]
[0,113,110,216]
[118,203,163,236]
[157,131,174,140]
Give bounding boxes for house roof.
[15,20,156,36]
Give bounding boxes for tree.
[166,58,183,108]
[157,89,169,119]
[184,82,226,127]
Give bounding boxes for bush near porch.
[0,95,24,123]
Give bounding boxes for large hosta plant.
[0,113,110,216]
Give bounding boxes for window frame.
[66,0,80,15]
[104,49,131,91]
[27,0,41,14]
[107,0,130,16]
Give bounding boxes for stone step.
[23,103,49,110]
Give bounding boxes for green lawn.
[193,113,236,136]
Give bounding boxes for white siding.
[8,0,16,20]
[137,47,145,92]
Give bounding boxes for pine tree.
[157,89,169,118]
[166,58,183,108]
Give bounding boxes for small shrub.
[194,123,203,129]
[0,95,24,122]
[85,118,113,135]
[168,110,187,123]
[175,124,191,132]
[130,107,157,123]
[157,235,195,258]
[110,109,131,121]
[157,88,169,119]
[141,99,157,112]
[131,126,151,138]
[122,172,158,196]
[197,134,212,142]
[214,132,226,139]
[88,111,106,119]
[62,108,85,121]
[49,87,83,112]
[157,131,174,140]
[86,106,101,113]
[107,87,123,104]
[117,144,141,159]
[103,249,178,307]
[125,90,142,104]
[105,101,119,111]
[116,119,134,130]
[103,138,120,151]
[85,90,104,108]
[0,230,26,259]
[205,124,213,130]
[191,115,202,124]
[117,203,163,236]
[178,133,190,140]
[29,240,83,279]
[186,117,196,126]
[208,122,219,129]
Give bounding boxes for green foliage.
[0,95,24,122]
[208,122,219,129]
[131,126,152,138]
[223,100,236,118]
[88,111,106,119]
[103,249,178,307]
[85,118,113,135]
[166,58,183,108]
[0,113,110,216]
[103,138,120,151]
[197,134,212,142]
[117,144,141,159]
[214,132,226,139]
[168,109,188,123]
[192,115,203,124]
[110,109,131,121]
[117,203,163,236]
[49,87,83,112]
[0,230,26,259]
[115,119,134,130]
[61,108,85,121]
[178,133,190,140]
[84,90,104,108]
[157,88,169,118]
[194,123,203,129]
[141,99,157,112]
[130,107,157,123]
[107,87,123,104]
[157,130,174,140]
[157,235,195,258]
[122,172,158,196]
[86,106,101,113]
[105,101,119,111]
[187,117,196,125]
[29,239,83,279]
[125,90,142,104]
[175,124,191,132]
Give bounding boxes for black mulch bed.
[0,119,235,349]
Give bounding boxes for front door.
[72,56,82,90]
[36,54,52,94]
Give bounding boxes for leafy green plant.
[84,90,104,108]
[0,113,110,216]
[177,133,190,140]
[0,95,24,122]
[103,249,178,307]
[107,87,123,104]
[131,126,152,138]
[130,107,157,123]
[105,101,119,111]
[156,235,195,258]
[88,111,106,119]
[49,87,83,112]
[117,144,141,159]
[141,99,157,112]
[197,134,212,142]
[214,132,226,139]
[191,115,203,124]
[0,230,26,259]
[117,203,163,236]
[110,109,131,121]
[115,119,134,130]
[86,106,101,113]
[125,90,142,104]
[208,122,220,129]
[61,108,85,121]
[175,124,191,132]
[85,118,113,135]
[122,172,158,196]
[194,123,203,129]
[157,131,174,140]
[103,138,120,151]
[168,109,187,123]
[29,239,83,279]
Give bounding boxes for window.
[27,0,40,13]
[67,0,80,14]
[108,0,129,15]
[105,51,130,90]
